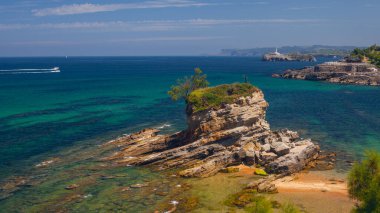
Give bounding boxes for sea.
[0,57,379,212]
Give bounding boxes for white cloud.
[6,36,227,46]
[0,19,322,31]
[32,0,211,16]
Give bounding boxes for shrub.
[168,68,209,102]
[187,83,259,112]
[348,151,380,212]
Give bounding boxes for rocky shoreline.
[0,84,341,212]
[102,86,320,179]
[273,61,380,86]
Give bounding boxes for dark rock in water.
[274,61,380,86]
[120,187,131,192]
[65,184,79,190]
[100,175,115,180]
[0,193,12,201]
[101,85,319,178]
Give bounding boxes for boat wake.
[0,67,60,74]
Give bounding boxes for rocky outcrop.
[263,53,316,62]
[102,88,319,178]
[273,61,380,86]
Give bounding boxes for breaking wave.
[157,124,172,129]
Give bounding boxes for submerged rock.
[246,175,278,193]
[65,184,79,190]
[130,183,149,188]
[101,84,319,178]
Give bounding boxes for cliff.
[102,84,319,177]
[273,61,380,86]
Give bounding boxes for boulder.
[271,142,290,156]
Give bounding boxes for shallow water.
[0,56,379,211]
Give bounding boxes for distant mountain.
[220,45,361,57]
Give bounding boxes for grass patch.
[224,189,302,213]
[281,202,301,213]
[224,189,273,213]
[187,83,259,112]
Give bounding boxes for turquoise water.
[0,57,380,211]
[1,57,380,175]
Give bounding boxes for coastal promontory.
[263,49,316,62]
[102,83,320,177]
[273,45,380,86]
[273,61,380,86]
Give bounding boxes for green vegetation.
[281,202,301,213]
[224,189,273,213]
[187,83,259,112]
[348,151,380,212]
[168,68,209,102]
[224,189,301,213]
[351,44,380,67]
[168,69,259,113]
[254,168,268,176]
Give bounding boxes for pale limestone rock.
[101,89,319,177]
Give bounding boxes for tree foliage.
[348,151,380,212]
[167,68,209,102]
[351,45,380,67]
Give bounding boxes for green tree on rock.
[168,68,209,102]
[348,151,380,212]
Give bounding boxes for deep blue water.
[0,56,380,178]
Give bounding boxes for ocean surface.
[0,57,380,211]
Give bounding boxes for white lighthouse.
[274,48,280,55]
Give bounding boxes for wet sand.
[270,170,355,213]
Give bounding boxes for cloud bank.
[32,0,210,16]
[0,19,321,31]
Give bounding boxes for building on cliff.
[263,49,316,62]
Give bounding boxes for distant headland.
[219,45,359,57]
[273,45,380,86]
[262,48,316,62]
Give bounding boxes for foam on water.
[157,123,172,129]
[0,68,60,74]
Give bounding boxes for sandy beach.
[270,170,355,213]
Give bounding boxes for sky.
[0,0,379,56]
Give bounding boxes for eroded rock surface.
[102,89,319,177]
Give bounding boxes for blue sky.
[0,0,379,56]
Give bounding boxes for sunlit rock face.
[102,87,319,178]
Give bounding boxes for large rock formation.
[102,84,319,177]
[273,61,380,86]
